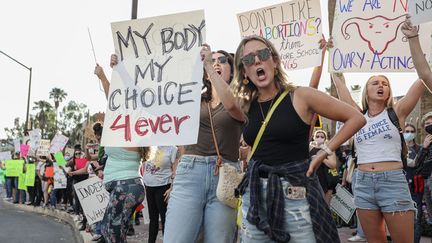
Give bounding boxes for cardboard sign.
[101,10,205,147]
[5,160,24,177]
[0,151,11,162]
[54,152,67,166]
[409,0,432,25]
[49,133,69,153]
[330,184,356,224]
[37,139,51,157]
[237,0,323,70]
[330,0,432,72]
[18,173,27,191]
[74,177,110,224]
[53,164,67,189]
[20,144,30,158]
[25,164,36,187]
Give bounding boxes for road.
[0,201,78,243]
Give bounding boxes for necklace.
[258,97,276,125]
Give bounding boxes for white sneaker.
[348,235,367,242]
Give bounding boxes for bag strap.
[387,107,408,170]
[247,90,289,162]
[207,102,223,175]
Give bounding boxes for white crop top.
[354,109,402,164]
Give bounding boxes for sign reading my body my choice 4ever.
[330,0,432,72]
[101,10,205,147]
[237,0,323,71]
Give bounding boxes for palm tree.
[32,100,53,138]
[49,88,67,131]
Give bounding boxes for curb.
[1,200,92,243]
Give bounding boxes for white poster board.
[330,184,356,224]
[409,0,432,25]
[0,152,11,162]
[330,0,432,72]
[13,139,20,152]
[49,134,69,153]
[237,0,323,70]
[28,129,41,156]
[101,10,205,147]
[73,176,110,224]
[37,139,51,157]
[53,164,67,189]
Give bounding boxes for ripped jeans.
[353,169,416,214]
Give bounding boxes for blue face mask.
[403,132,416,141]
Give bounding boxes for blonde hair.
[231,35,297,113]
[361,75,394,112]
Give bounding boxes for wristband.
[407,34,419,39]
[320,144,334,156]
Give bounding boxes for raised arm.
[309,36,331,88]
[401,16,432,91]
[200,44,246,122]
[94,54,118,99]
[331,73,362,112]
[394,79,425,121]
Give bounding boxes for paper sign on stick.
[25,164,36,187]
[102,10,205,147]
[330,0,432,72]
[49,134,69,153]
[37,139,51,157]
[330,184,356,224]
[74,177,110,224]
[237,0,323,70]
[5,160,24,177]
[409,0,432,25]
[0,152,11,162]
[54,152,67,166]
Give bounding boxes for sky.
[0,0,419,139]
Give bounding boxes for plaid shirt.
[240,159,340,243]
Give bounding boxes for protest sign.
[25,164,36,187]
[54,152,67,166]
[237,0,323,70]
[0,168,5,184]
[409,0,432,25]
[18,173,27,191]
[0,151,11,162]
[101,10,205,147]
[330,184,356,224]
[330,0,432,72]
[53,164,67,189]
[37,139,51,157]
[75,158,87,170]
[13,139,20,152]
[74,176,110,224]
[20,144,30,158]
[49,134,68,153]
[28,129,41,155]
[5,160,24,177]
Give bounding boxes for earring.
[274,68,279,75]
[242,76,249,85]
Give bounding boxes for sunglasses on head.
[241,48,272,66]
[212,56,228,65]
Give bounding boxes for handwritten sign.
[28,129,41,155]
[54,152,67,166]
[330,0,432,72]
[49,133,68,153]
[237,0,323,70]
[330,184,356,224]
[74,176,110,224]
[409,0,432,25]
[20,144,30,158]
[25,164,36,186]
[37,139,51,157]
[5,160,24,177]
[0,152,11,162]
[53,164,67,189]
[101,10,205,147]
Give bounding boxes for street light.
[0,50,32,132]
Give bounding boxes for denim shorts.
[353,169,416,213]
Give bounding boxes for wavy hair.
[361,75,394,113]
[231,35,296,113]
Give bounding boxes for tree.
[49,88,67,130]
[57,101,88,146]
[4,117,24,140]
[32,100,55,138]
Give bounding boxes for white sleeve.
[170,146,178,164]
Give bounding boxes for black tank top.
[243,92,310,165]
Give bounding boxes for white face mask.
[403,132,416,141]
[315,137,325,145]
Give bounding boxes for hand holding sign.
[401,15,419,39]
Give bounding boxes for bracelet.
[407,34,419,39]
[320,144,334,156]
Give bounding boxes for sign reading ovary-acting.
[330,0,432,72]
[74,176,110,224]
[102,10,205,147]
[237,0,323,70]
[409,0,432,25]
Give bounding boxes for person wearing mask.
[232,35,365,242]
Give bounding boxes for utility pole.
[131,0,138,19]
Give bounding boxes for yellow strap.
[247,90,289,162]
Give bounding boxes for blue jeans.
[164,155,239,243]
[5,177,17,198]
[240,178,316,243]
[50,188,59,207]
[95,221,102,235]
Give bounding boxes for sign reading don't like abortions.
[101,10,205,147]
[237,0,323,70]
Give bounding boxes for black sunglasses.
[211,56,228,65]
[404,130,415,133]
[241,48,272,66]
